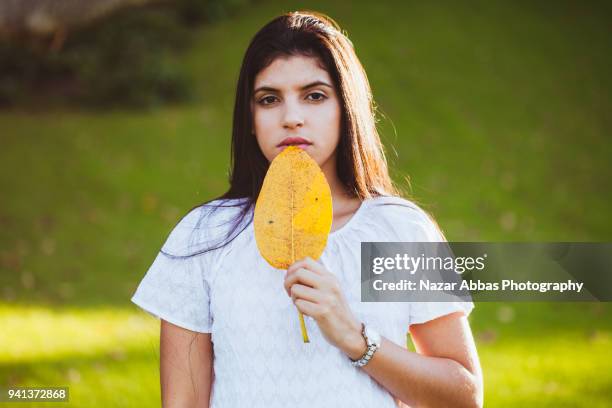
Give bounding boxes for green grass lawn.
[1,0,611,406]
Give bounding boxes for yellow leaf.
[254,146,333,270]
[254,146,333,343]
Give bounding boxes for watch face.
[364,326,381,347]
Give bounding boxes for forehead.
[254,55,332,88]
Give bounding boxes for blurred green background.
[1,0,611,406]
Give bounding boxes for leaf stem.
[298,311,310,343]
[291,154,309,343]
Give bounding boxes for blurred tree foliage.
[0,0,251,109]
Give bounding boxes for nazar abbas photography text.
[370,253,585,294]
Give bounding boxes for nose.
[282,101,304,130]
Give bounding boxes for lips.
[277,137,313,147]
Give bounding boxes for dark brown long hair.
[164,10,409,259]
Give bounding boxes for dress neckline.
[244,195,381,238]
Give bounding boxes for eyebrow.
[253,80,333,94]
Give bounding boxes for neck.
[319,153,358,211]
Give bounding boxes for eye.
[258,95,278,105]
[306,92,327,102]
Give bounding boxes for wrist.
[340,321,367,360]
[347,323,383,368]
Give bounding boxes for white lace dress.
[131,195,473,407]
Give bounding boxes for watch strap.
[350,323,379,368]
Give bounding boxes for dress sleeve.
[130,207,214,333]
[385,200,475,331]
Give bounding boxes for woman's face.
[251,54,342,170]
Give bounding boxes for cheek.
[315,102,341,145]
[253,110,277,141]
[253,109,278,160]
[253,108,271,132]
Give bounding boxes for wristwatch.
[349,323,381,368]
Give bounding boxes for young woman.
[131,11,482,408]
